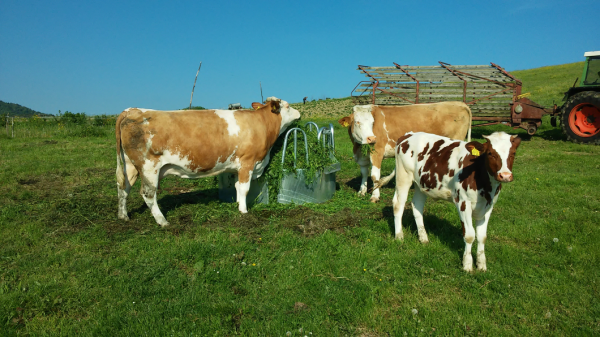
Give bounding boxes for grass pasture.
[1,112,599,336]
[1,62,600,335]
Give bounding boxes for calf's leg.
[456,201,475,272]
[392,167,412,240]
[411,188,429,243]
[475,213,491,271]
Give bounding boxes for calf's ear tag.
[471,148,480,156]
[342,121,350,127]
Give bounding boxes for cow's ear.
[511,135,522,148]
[252,102,265,110]
[338,116,352,128]
[270,100,281,113]
[465,141,486,157]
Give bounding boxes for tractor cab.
[582,51,600,86]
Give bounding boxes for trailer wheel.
[561,91,600,144]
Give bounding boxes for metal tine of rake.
[281,127,309,168]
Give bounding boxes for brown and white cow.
[338,102,472,203]
[115,97,300,226]
[388,131,521,271]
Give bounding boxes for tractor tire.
[561,91,600,144]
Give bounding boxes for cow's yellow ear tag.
[471,148,480,156]
[342,122,350,127]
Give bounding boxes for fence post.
[11,117,14,138]
[5,114,8,137]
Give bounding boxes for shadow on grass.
[343,175,396,194]
[382,206,464,255]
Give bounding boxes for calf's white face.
[338,105,376,145]
[468,132,521,183]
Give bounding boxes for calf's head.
[266,97,301,135]
[465,132,521,182]
[338,105,376,145]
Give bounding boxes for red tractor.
[557,51,600,144]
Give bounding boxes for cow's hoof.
[477,265,487,272]
[420,239,429,244]
[358,190,367,196]
[118,214,130,221]
[394,233,404,241]
[159,222,170,228]
[369,196,379,203]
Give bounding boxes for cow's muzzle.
[497,172,513,182]
[366,136,376,144]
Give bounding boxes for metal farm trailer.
[351,61,551,135]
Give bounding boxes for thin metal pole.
[189,61,202,109]
[260,82,264,103]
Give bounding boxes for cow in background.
[116,97,300,226]
[387,131,521,271]
[338,102,472,203]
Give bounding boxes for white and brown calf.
[115,97,300,227]
[390,131,521,272]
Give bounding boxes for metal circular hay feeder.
[217,122,340,206]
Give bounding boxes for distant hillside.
[0,100,52,117]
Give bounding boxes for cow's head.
[266,97,301,135]
[465,132,521,182]
[338,105,376,145]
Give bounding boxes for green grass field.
[1,63,599,335]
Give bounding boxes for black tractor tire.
[561,91,600,144]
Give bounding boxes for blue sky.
[1,0,598,115]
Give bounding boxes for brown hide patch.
[449,169,455,177]
[458,153,493,205]
[417,143,430,162]
[461,220,465,237]
[397,133,413,154]
[460,201,466,212]
[419,140,460,190]
[400,141,410,154]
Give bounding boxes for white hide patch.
[145,149,241,180]
[384,144,396,158]
[214,110,241,136]
[351,105,376,144]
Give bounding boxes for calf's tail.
[371,169,396,192]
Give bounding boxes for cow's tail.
[465,104,472,142]
[372,169,396,192]
[115,109,129,190]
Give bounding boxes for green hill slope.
[0,100,52,117]
[512,61,584,107]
